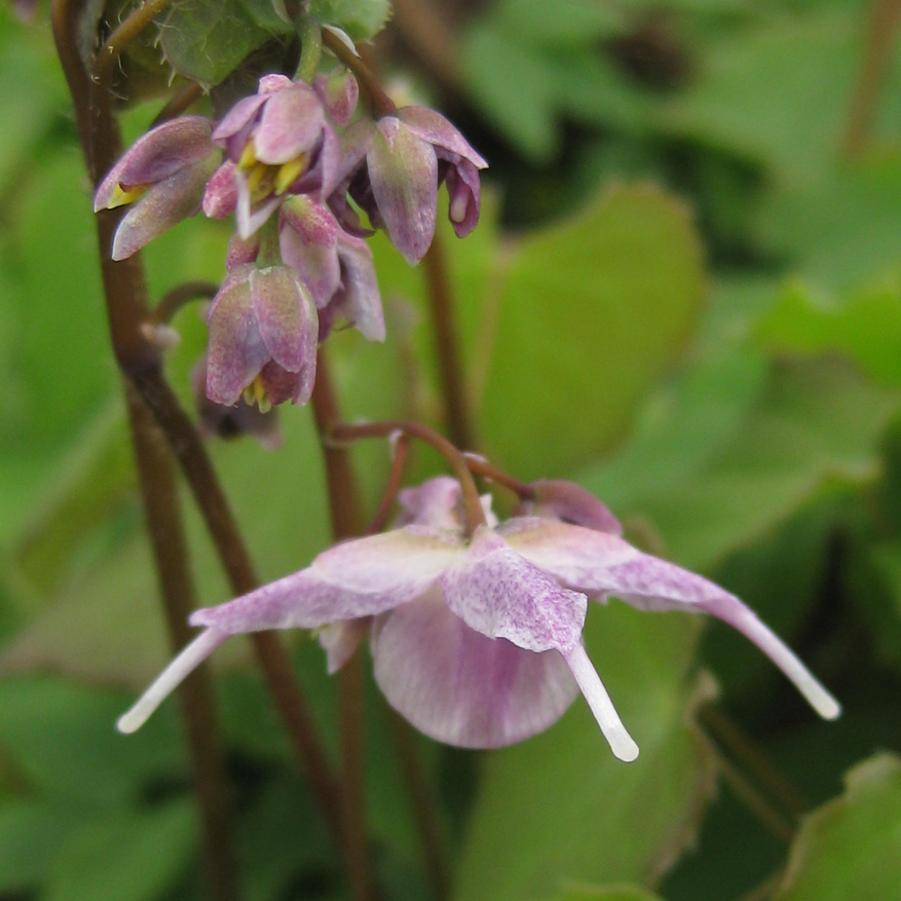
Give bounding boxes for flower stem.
[151,81,204,128]
[296,14,323,83]
[52,0,343,857]
[463,454,533,499]
[310,354,374,901]
[125,383,238,901]
[329,419,487,534]
[366,434,411,534]
[841,0,901,158]
[422,234,475,450]
[152,280,219,323]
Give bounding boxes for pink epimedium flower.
[346,107,488,265]
[205,264,318,411]
[116,478,839,762]
[211,74,345,239]
[94,116,219,260]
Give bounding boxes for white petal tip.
[816,695,842,721]
[610,732,640,763]
[116,709,146,735]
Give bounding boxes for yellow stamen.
[242,374,271,412]
[238,141,258,171]
[274,155,307,195]
[107,182,147,209]
[246,163,276,205]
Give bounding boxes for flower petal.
[441,529,587,654]
[251,266,318,372]
[190,526,463,633]
[212,93,268,145]
[444,156,481,238]
[206,272,270,405]
[397,106,488,169]
[254,82,324,164]
[279,197,341,307]
[372,591,578,748]
[318,620,368,674]
[235,173,282,239]
[202,161,238,219]
[314,70,359,126]
[524,480,623,535]
[368,118,437,264]
[398,476,464,530]
[563,642,639,762]
[335,235,385,340]
[117,628,228,733]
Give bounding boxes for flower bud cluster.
[94,68,487,416]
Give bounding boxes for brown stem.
[151,81,205,128]
[310,354,374,901]
[422,235,475,450]
[52,0,342,853]
[321,27,396,117]
[153,280,219,324]
[463,454,533,499]
[125,383,238,901]
[366,434,411,534]
[330,420,487,533]
[841,0,901,158]
[388,712,450,901]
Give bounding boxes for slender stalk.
[310,354,373,901]
[422,235,475,450]
[151,81,205,128]
[125,384,238,901]
[330,419,487,533]
[841,0,901,158]
[152,280,219,323]
[463,453,533,500]
[52,0,342,852]
[366,434,411,534]
[296,14,323,83]
[321,27,396,117]
[387,712,450,901]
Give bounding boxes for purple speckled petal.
[251,266,317,371]
[314,70,359,126]
[258,74,292,94]
[525,480,623,535]
[597,554,841,719]
[111,153,218,260]
[202,160,238,219]
[368,118,437,264]
[95,117,214,210]
[212,93,268,145]
[335,233,384,340]
[205,270,270,405]
[318,619,368,674]
[444,156,481,238]
[189,526,464,633]
[254,82,324,164]
[498,518,637,593]
[441,528,587,654]
[372,590,579,748]
[258,359,314,406]
[397,106,488,169]
[279,197,340,307]
[564,643,639,762]
[226,234,260,269]
[398,476,465,531]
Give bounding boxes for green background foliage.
[1,0,900,898]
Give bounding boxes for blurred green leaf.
[775,753,901,899]
[45,799,195,901]
[756,278,901,386]
[554,885,661,901]
[454,608,715,901]
[160,0,273,86]
[480,183,706,477]
[310,0,393,40]
[493,0,623,47]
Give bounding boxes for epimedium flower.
[205,262,318,411]
[116,477,839,762]
[342,107,488,265]
[211,73,348,239]
[94,116,219,260]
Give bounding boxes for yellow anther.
[107,182,147,209]
[242,374,271,412]
[274,155,307,195]
[246,163,276,204]
[238,141,258,171]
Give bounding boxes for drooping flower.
[211,74,345,238]
[94,117,219,260]
[117,477,839,761]
[206,263,318,410]
[341,107,488,265]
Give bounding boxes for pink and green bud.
[94,116,219,260]
[205,264,318,410]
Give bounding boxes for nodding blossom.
[117,478,839,762]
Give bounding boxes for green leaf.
[453,607,716,901]
[492,0,623,47]
[554,886,661,901]
[160,0,273,87]
[756,278,901,386]
[776,754,901,899]
[479,183,706,477]
[310,0,393,40]
[45,799,195,901]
